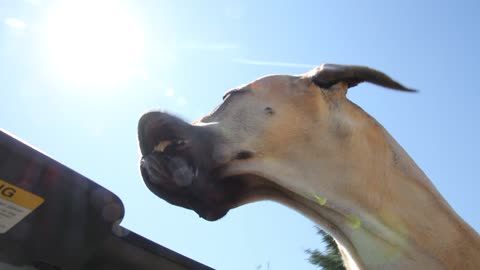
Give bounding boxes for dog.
[138,64,480,270]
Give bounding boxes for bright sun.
[44,0,145,89]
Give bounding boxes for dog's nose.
[138,111,192,156]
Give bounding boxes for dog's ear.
[310,64,416,92]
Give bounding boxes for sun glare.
[44,0,145,89]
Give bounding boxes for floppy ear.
[311,63,416,92]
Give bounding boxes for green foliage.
[306,227,346,270]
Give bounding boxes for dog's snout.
[138,110,241,222]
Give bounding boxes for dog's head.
[138,64,414,221]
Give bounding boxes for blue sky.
[1,0,479,269]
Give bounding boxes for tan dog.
[138,64,480,270]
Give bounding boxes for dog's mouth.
[138,111,248,221]
[141,139,197,189]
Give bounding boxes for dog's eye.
[264,107,274,115]
[222,91,236,100]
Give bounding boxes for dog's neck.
[255,103,480,270]
[327,130,478,270]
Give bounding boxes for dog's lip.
[141,160,231,221]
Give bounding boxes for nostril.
[235,151,254,160]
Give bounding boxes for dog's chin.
[196,208,229,221]
[139,151,249,221]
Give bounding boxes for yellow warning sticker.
[0,179,44,233]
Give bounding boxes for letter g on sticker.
[0,184,16,198]
[1,187,16,198]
